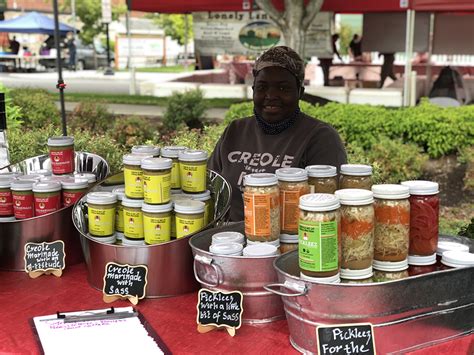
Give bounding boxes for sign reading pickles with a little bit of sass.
[103,262,148,304]
[317,323,376,355]
[24,241,66,278]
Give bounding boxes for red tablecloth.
[0,263,472,354]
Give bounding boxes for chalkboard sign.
[196,289,243,330]
[24,241,66,275]
[103,262,148,300]
[317,323,376,355]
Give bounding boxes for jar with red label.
[11,180,35,219]
[0,177,14,217]
[61,177,89,207]
[401,180,439,256]
[33,181,62,216]
[48,136,75,175]
[408,254,437,276]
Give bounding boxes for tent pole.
[53,0,67,136]
[403,10,415,107]
[425,13,435,96]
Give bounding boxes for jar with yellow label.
[161,146,187,189]
[170,194,192,239]
[174,200,205,239]
[141,157,172,205]
[122,197,144,240]
[306,165,338,194]
[132,145,160,157]
[112,187,125,241]
[339,164,373,190]
[87,192,117,238]
[123,154,150,199]
[276,168,310,235]
[183,190,213,226]
[178,149,208,194]
[142,202,172,245]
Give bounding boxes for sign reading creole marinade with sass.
[24,241,65,278]
[102,262,148,305]
[317,323,376,355]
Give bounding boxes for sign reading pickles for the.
[24,241,65,278]
[103,262,148,305]
[317,323,376,355]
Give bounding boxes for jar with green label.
[122,197,144,240]
[178,149,208,193]
[183,190,213,226]
[87,192,117,237]
[174,200,205,239]
[306,165,338,194]
[132,145,160,157]
[123,154,150,199]
[141,157,172,205]
[161,146,187,189]
[298,193,341,278]
[142,202,172,245]
[112,187,125,240]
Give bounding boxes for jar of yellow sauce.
[174,200,205,239]
[141,157,172,205]
[132,145,160,157]
[122,196,144,240]
[123,154,150,199]
[183,190,213,226]
[112,187,125,241]
[142,202,173,245]
[87,192,117,237]
[161,146,187,189]
[178,149,208,193]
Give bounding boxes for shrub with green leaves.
[68,101,115,134]
[111,116,156,149]
[163,89,207,130]
[8,125,61,164]
[170,124,226,155]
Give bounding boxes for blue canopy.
[0,11,76,35]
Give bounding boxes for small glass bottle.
[339,164,373,190]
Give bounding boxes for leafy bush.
[459,146,474,192]
[111,116,156,149]
[8,125,61,164]
[163,89,207,130]
[68,101,115,134]
[9,88,60,129]
[171,124,226,155]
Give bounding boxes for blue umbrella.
[0,11,76,35]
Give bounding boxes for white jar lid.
[373,259,409,272]
[0,177,14,188]
[31,169,52,177]
[161,146,187,158]
[183,190,211,202]
[340,266,373,280]
[408,253,436,265]
[436,241,469,256]
[17,174,42,182]
[275,167,308,182]
[122,197,144,208]
[131,145,160,156]
[123,154,149,166]
[174,200,205,214]
[209,242,243,256]
[340,164,372,176]
[74,172,97,183]
[244,173,278,187]
[61,177,89,190]
[178,149,208,162]
[141,157,172,170]
[33,181,62,193]
[401,180,439,195]
[48,136,74,146]
[10,180,35,191]
[247,239,280,247]
[212,231,245,245]
[112,187,126,201]
[372,184,410,199]
[142,201,173,213]
[171,194,193,205]
[335,189,374,205]
[88,233,117,244]
[300,272,341,284]
[279,234,299,243]
[0,216,16,222]
[122,238,145,246]
[441,251,474,268]
[0,172,21,178]
[299,193,340,212]
[243,244,278,257]
[305,165,337,178]
[86,192,117,205]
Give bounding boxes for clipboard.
[31,307,171,355]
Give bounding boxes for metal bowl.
[72,170,232,298]
[0,152,109,271]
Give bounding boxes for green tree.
[151,14,193,45]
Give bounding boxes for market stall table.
[0,263,472,354]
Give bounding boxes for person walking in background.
[319,34,342,86]
[379,52,397,88]
[9,36,20,54]
[349,34,363,61]
[66,32,76,70]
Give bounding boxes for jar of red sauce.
[401,180,439,256]
[408,254,437,276]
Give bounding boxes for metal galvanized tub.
[72,170,231,298]
[0,152,109,270]
[189,221,285,324]
[264,235,474,354]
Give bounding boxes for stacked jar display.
[306,165,338,193]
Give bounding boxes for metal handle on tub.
[263,281,308,297]
[193,254,220,288]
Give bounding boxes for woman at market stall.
[209,46,347,221]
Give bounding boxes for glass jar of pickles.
[306,165,338,194]
[339,164,373,190]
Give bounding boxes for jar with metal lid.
[298,193,340,278]
[408,254,437,276]
[178,149,208,194]
[0,177,14,217]
[122,197,144,240]
[243,173,280,242]
[11,180,35,219]
[161,146,187,189]
[33,181,62,216]
[142,201,172,245]
[373,259,409,282]
[372,184,410,262]
[61,177,89,207]
[243,243,278,257]
[441,251,474,269]
[87,192,117,237]
[174,200,205,239]
[212,231,245,245]
[276,168,310,235]
[112,187,125,240]
[335,188,374,271]
[279,234,298,254]
[48,136,75,175]
[74,172,97,185]
[141,157,172,204]
[184,190,213,226]
[123,154,150,199]
[401,180,440,256]
[339,164,373,190]
[340,267,373,284]
[132,145,160,157]
[210,242,243,256]
[306,165,338,194]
